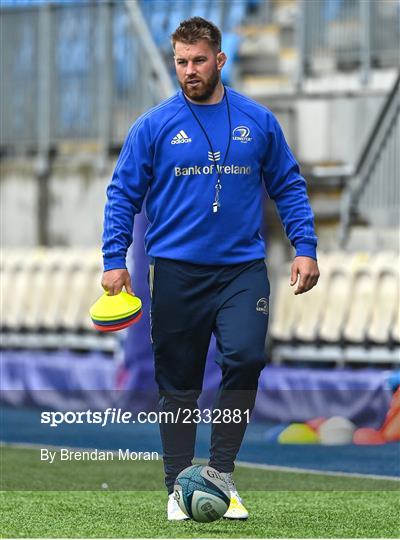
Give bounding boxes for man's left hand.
[290,256,320,295]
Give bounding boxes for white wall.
[48,165,111,247]
[294,94,385,165]
[1,159,113,247]
[1,168,39,247]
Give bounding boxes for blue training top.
[103,87,317,270]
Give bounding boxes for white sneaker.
[167,493,190,521]
[220,472,249,520]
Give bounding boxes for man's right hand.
[101,269,134,296]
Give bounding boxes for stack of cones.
[90,291,142,332]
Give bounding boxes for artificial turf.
[1,446,399,538]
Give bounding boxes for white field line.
[233,459,400,482]
[1,441,399,482]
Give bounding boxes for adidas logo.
[171,130,192,144]
[208,151,221,162]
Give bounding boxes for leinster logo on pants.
[256,297,269,315]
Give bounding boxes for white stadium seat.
[343,268,375,343]
[23,249,66,330]
[367,268,399,343]
[270,271,301,341]
[4,250,45,329]
[1,248,398,360]
[1,249,27,328]
[318,266,353,343]
[391,299,400,344]
[61,250,103,331]
[319,253,373,343]
[1,248,103,333]
[294,253,332,342]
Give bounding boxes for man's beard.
[180,68,220,102]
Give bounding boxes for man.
[102,17,319,520]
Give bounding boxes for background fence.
[0,1,173,154]
[301,0,400,82]
[1,0,399,153]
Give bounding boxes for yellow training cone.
[278,423,320,444]
[89,291,142,321]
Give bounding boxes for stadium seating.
[1,248,398,363]
[138,0,246,86]
[0,247,113,351]
[270,251,400,365]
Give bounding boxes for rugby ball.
[174,465,230,522]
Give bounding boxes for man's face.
[174,40,225,102]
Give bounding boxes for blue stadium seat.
[114,5,138,95]
[0,0,44,6]
[190,0,211,21]
[221,32,241,85]
[208,2,223,29]
[224,1,246,31]
[166,1,190,44]
[145,0,169,46]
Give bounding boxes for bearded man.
[102,16,319,521]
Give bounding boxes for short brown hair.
[171,17,222,52]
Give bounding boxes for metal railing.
[0,0,174,156]
[299,0,400,85]
[1,0,399,154]
[340,72,400,243]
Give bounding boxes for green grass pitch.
[1,445,399,538]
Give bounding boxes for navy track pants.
[149,257,270,493]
